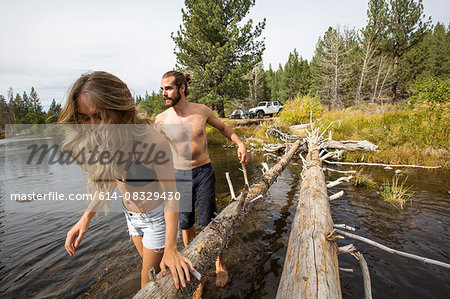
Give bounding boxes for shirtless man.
[156,71,249,296]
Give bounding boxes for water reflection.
[0,142,449,298]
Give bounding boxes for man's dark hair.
[162,71,192,96]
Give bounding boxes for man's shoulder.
[189,102,211,114]
[155,109,170,124]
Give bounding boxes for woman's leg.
[131,236,164,287]
[132,236,144,257]
[141,247,164,287]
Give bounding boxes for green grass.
[380,175,414,209]
[353,168,377,188]
[207,101,449,168]
[318,102,449,168]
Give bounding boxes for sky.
[0,0,448,109]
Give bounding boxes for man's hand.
[237,143,249,165]
[65,213,93,256]
[160,247,194,289]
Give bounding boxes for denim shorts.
[175,163,217,230]
[123,204,165,250]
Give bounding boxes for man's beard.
[164,90,181,108]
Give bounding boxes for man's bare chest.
[163,114,207,140]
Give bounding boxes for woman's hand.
[160,247,194,289]
[65,212,95,256]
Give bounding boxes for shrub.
[410,77,450,103]
[279,95,323,125]
[380,175,414,209]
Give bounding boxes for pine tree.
[28,87,45,124]
[137,91,166,116]
[7,87,15,123]
[386,0,431,98]
[425,22,449,78]
[282,49,311,100]
[172,0,265,117]
[311,26,352,109]
[46,99,62,123]
[265,64,286,103]
[13,93,26,123]
[0,95,12,131]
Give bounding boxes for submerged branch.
[336,229,450,270]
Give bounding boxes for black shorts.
[175,163,217,230]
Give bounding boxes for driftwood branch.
[266,125,303,142]
[338,244,356,254]
[336,229,450,270]
[334,224,356,231]
[249,194,263,203]
[320,149,344,161]
[323,140,378,151]
[327,175,353,188]
[355,252,372,299]
[329,190,344,201]
[323,167,357,174]
[242,164,249,186]
[339,267,354,273]
[225,172,236,200]
[324,160,441,169]
[134,140,302,299]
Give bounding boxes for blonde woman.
[59,71,193,289]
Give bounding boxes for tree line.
[139,0,448,117]
[2,0,447,127]
[0,87,62,133]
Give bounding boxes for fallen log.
[134,140,302,299]
[323,160,441,169]
[323,140,378,151]
[261,139,377,154]
[266,125,303,142]
[277,129,341,298]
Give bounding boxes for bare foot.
[215,256,228,287]
[193,276,207,299]
[216,269,228,287]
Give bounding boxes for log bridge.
[135,140,303,298]
[135,126,376,298]
[276,127,341,298]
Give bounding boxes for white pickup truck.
[249,101,284,118]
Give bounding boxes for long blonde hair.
[59,71,151,213]
[59,71,149,125]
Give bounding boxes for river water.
[0,139,449,298]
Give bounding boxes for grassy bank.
[206,119,279,147]
[209,101,449,168]
[320,102,449,168]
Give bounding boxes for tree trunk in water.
[134,141,302,299]
[276,134,341,298]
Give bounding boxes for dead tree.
[276,128,341,298]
